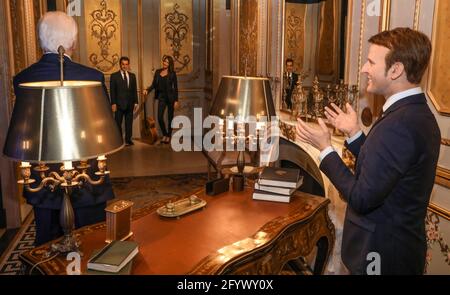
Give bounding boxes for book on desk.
[87,240,139,273]
[258,167,303,188]
[253,167,303,203]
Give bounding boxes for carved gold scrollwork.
[87,0,120,73]
[162,3,191,73]
[279,121,296,142]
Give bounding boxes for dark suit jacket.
[146,69,178,103]
[13,53,115,210]
[320,93,440,274]
[110,71,138,110]
[285,72,298,107]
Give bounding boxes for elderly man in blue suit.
[296,27,440,274]
[13,11,116,246]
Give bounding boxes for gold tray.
[157,195,207,218]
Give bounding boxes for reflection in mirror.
[281,0,357,119]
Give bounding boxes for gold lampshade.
[3,81,123,163]
[210,76,276,119]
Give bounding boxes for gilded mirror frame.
[279,0,348,117]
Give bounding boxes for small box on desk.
[105,200,134,243]
[205,178,229,196]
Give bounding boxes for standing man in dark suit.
[284,58,298,110]
[13,11,116,246]
[296,28,440,274]
[110,57,138,146]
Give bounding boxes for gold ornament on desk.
[105,200,134,243]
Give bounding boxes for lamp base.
[46,234,82,257]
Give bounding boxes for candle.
[21,162,31,167]
[63,161,73,170]
[97,155,106,161]
[227,114,234,130]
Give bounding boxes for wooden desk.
[20,187,335,275]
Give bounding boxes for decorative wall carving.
[238,0,258,76]
[160,1,193,75]
[84,0,121,74]
[427,0,450,115]
[284,3,306,71]
[425,210,450,273]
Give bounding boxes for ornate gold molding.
[356,0,366,91]
[23,0,38,65]
[160,1,193,75]
[279,121,296,142]
[284,3,306,72]
[413,0,421,30]
[381,0,391,31]
[441,138,450,146]
[84,0,121,73]
[238,0,258,76]
[428,203,450,221]
[435,166,450,189]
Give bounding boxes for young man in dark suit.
[296,28,441,274]
[284,58,298,110]
[110,56,138,146]
[13,12,116,246]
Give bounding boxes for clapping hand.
[296,118,331,151]
[324,103,360,137]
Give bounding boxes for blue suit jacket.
[320,93,440,274]
[13,53,115,210]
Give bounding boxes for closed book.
[87,240,139,273]
[252,189,291,203]
[85,249,133,275]
[259,167,303,188]
[254,181,301,195]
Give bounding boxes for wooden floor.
[108,139,209,178]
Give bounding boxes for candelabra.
[209,76,276,182]
[3,80,123,255]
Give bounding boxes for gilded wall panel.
[238,0,258,76]
[84,0,121,74]
[428,0,450,115]
[316,0,336,76]
[9,0,26,74]
[160,0,193,75]
[284,3,306,72]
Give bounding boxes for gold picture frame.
[427,0,450,116]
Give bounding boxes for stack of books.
[252,167,303,203]
[86,240,139,274]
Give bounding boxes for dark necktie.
[123,72,128,88]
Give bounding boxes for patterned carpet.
[0,173,208,275]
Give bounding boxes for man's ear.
[388,62,405,80]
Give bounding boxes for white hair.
[38,11,78,53]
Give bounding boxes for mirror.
[281,0,355,118]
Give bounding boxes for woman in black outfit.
[143,55,178,144]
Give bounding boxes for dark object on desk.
[205,178,230,196]
[259,167,303,188]
[87,240,139,273]
[232,174,245,192]
[85,249,133,275]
